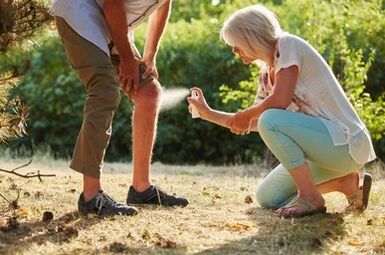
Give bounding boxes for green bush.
[110,18,266,164]
[10,19,265,164]
[220,0,385,159]
[8,37,84,157]
[8,0,385,163]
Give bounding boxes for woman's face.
[232,44,275,66]
[232,46,255,65]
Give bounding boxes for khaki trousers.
[55,16,121,178]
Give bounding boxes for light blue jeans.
[255,109,363,209]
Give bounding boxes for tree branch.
[0,159,56,182]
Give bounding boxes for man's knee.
[105,88,121,110]
[86,70,121,111]
[89,85,121,112]
[134,80,162,110]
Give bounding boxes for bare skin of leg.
[316,171,362,208]
[277,163,325,217]
[277,167,361,217]
[83,175,101,201]
[130,80,161,192]
[82,80,161,200]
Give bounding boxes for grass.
[1,156,385,255]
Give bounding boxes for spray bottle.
[190,90,200,119]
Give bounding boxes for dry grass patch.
[0,157,385,255]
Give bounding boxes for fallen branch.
[0,160,55,214]
[0,159,56,182]
[0,193,13,207]
[0,185,20,210]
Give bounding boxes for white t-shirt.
[50,0,167,56]
[255,33,376,165]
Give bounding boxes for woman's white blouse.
[255,33,376,165]
[50,0,166,56]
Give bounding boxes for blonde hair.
[220,5,282,61]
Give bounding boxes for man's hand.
[142,58,159,79]
[119,57,141,97]
[103,0,139,97]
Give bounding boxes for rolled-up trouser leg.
[55,16,121,178]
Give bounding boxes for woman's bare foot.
[339,172,363,209]
[277,193,325,218]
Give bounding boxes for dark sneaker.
[127,185,189,207]
[78,190,138,216]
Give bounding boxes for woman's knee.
[255,180,280,209]
[255,163,297,209]
[258,108,285,133]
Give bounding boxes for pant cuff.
[69,161,101,179]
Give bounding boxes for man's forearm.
[103,0,135,60]
[143,0,172,61]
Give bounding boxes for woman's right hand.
[187,87,211,119]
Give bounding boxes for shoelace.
[154,186,172,205]
[95,193,119,215]
[155,186,162,205]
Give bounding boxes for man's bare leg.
[83,175,101,201]
[131,80,161,192]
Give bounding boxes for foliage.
[11,19,264,164]
[0,0,51,143]
[220,0,385,156]
[220,65,259,110]
[8,37,84,157]
[277,0,385,141]
[170,0,228,22]
[7,0,385,163]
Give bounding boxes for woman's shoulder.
[278,32,311,48]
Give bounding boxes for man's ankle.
[132,182,151,193]
[83,174,101,201]
[83,190,100,202]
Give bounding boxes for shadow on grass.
[195,207,346,255]
[0,211,102,254]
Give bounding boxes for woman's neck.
[266,40,278,67]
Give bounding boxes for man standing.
[51,0,188,216]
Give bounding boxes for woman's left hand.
[227,109,253,135]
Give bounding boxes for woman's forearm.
[201,108,234,129]
[250,119,258,132]
[202,109,259,132]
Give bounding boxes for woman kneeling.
[187,5,376,218]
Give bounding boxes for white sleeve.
[254,73,268,105]
[275,36,302,74]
